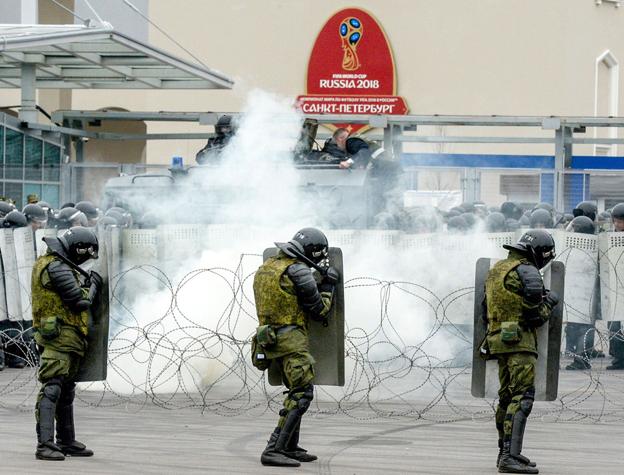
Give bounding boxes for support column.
[383,124,402,159]
[553,126,572,212]
[19,64,37,124]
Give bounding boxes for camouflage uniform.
[31,253,92,459]
[253,253,332,428]
[484,250,555,466]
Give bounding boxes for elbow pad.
[287,263,325,318]
[47,260,90,312]
[517,264,544,305]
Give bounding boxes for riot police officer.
[483,230,559,473]
[607,203,624,369]
[196,115,236,164]
[564,216,597,370]
[253,228,339,467]
[32,227,102,460]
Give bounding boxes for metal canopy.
[0,24,234,90]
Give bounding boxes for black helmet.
[277,227,329,263]
[460,212,477,229]
[60,202,75,209]
[55,207,87,229]
[447,215,468,232]
[486,212,507,232]
[0,201,16,217]
[106,207,132,227]
[573,201,597,221]
[75,201,99,221]
[500,202,523,220]
[567,216,595,235]
[58,227,98,264]
[519,215,530,226]
[215,115,234,136]
[611,203,624,220]
[2,210,27,228]
[22,204,47,224]
[96,215,119,230]
[506,218,520,231]
[503,229,556,269]
[534,202,554,215]
[104,210,125,227]
[529,209,553,228]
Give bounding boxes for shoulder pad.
[286,261,312,278]
[286,262,324,317]
[47,259,89,312]
[516,264,544,304]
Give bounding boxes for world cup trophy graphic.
[339,17,363,71]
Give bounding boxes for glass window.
[5,128,23,180]
[4,182,22,206]
[42,184,60,208]
[25,136,43,181]
[0,126,4,179]
[44,143,61,182]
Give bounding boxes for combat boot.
[260,427,300,467]
[35,383,65,461]
[565,357,590,370]
[55,385,93,457]
[606,358,624,370]
[498,441,538,474]
[497,439,536,469]
[283,421,317,462]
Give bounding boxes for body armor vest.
[254,256,307,327]
[31,254,89,336]
[485,256,524,332]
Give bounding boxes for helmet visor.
[76,244,98,259]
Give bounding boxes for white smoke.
[94,90,509,398]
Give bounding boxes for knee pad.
[293,384,314,413]
[519,388,535,416]
[42,380,62,403]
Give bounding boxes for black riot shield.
[261,247,345,387]
[472,258,564,401]
[75,230,111,382]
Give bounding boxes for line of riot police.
[0,198,130,372]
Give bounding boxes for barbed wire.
[1,253,624,424]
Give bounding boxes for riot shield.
[598,232,624,322]
[34,228,59,257]
[261,247,345,386]
[552,230,598,325]
[0,247,9,323]
[472,257,564,401]
[13,227,36,322]
[75,229,110,382]
[0,229,23,322]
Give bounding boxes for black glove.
[89,271,103,291]
[87,270,103,306]
[323,266,340,285]
[545,290,559,307]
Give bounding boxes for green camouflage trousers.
[495,352,536,439]
[261,326,316,428]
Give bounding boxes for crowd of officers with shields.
[0,195,132,371]
[0,188,623,466]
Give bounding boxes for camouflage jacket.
[484,250,552,355]
[31,254,89,354]
[253,253,332,330]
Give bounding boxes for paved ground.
[1,364,623,475]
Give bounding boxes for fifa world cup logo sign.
[339,17,363,71]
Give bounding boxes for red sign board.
[298,8,408,133]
